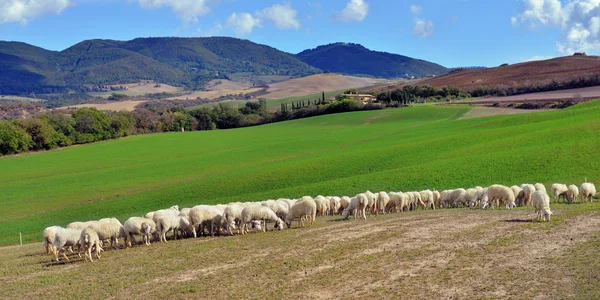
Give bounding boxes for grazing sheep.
[580,183,597,202]
[338,196,351,214]
[532,190,552,221]
[329,197,341,215]
[179,208,191,218]
[432,191,441,208]
[343,193,368,220]
[43,226,62,255]
[534,183,546,193]
[285,197,317,228]
[87,218,124,250]
[485,185,516,209]
[411,192,426,210]
[223,204,245,235]
[567,185,579,203]
[123,217,156,247]
[313,196,329,217]
[53,228,83,262]
[551,184,569,202]
[66,221,95,230]
[441,189,465,208]
[156,214,191,242]
[455,189,476,208]
[470,188,488,209]
[376,192,390,215]
[510,186,523,204]
[420,190,435,210]
[364,190,377,214]
[189,205,225,238]
[520,184,536,206]
[240,205,284,235]
[79,227,103,262]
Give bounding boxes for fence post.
[20,232,22,246]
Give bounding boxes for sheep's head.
[251,220,262,231]
[543,210,552,221]
[285,220,292,229]
[229,220,237,230]
[275,219,284,230]
[83,234,90,244]
[170,205,179,211]
[141,223,152,235]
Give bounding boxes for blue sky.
[1,0,599,67]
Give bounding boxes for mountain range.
[0,37,449,96]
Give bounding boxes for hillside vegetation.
[1,101,599,245]
[297,43,448,78]
[0,37,320,95]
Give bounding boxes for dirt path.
[458,107,547,120]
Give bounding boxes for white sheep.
[551,183,569,202]
[532,190,552,221]
[580,183,597,202]
[567,185,579,203]
[223,203,246,235]
[432,191,441,208]
[123,217,156,247]
[53,228,83,262]
[87,218,124,250]
[534,183,547,193]
[156,214,191,242]
[364,190,377,214]
[329,197,341,215]
[420,190,435,210]
[376,191,390,215]
[520,184,536,206]
[510,186,523,205]
[485,185,516,209]
[179,208,191,218]
[79,227,103,262]
[66,221,95,230]
[343,193,368,220]
[188,205,225,238]
[240,205,284,235]
[470,188,488,209]
[455,189,476,208]
[313,196,328,217]
[441,189,465,208]
[43,226,62,255]
[285,196,317,228]
[339,196,351,214]
[262,199,289,221]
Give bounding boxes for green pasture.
[1,101,599,245]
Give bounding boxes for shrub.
[0,121,32,155]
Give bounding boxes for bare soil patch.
[2,204,600,299]
[458,106,547,120]
[264,74,391,99]
[62,100,147,112]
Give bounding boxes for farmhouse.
[341,93,376,104]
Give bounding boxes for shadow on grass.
[504,219,533,223]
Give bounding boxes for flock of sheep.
[42,181,597,263]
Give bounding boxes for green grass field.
[192,90,343,110]
[1,101,600,246]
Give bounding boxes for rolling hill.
[296,43,449,78]
[420,55,600,90]
[0,37,321,95]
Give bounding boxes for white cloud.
[410,4,422,14]
[198,22,223,37]
[512,0,600,54]
[413,17,433,38]
[257,3,300,30]
[336,0,368,22]
[226,12,261,36]
[137,0,210,23]
[0,0,74,24]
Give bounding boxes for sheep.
[156,214,191,242]
[188,205,225,238]
[285,196,317,228]
[470,188,488,209]
[520,184,536,206]
[223,203,245,235]
[410,192,426,210]
[329,197,341,215]
[485,185,516,209]
[387,192,409,213]
[240,205,284,235]
[534,183,546,193]
[339,196,351,214]
[343,193,369,220]
[440,189,465,208]
[66,221,95,230]
[43,226,62,255]
[87,218,125,250]
[551,183,569,202]
[179,208,191,218]
[567,185,579,203]
[364,190,377,214]
[580,183,597,202]
[53,228,83,262]
[314,196,329,217]
[455,189,476,208]
[123,217,156,247]
[432,191,441,208]
[510,186,523,205]
[79,227,103,263]
[420,190,435,210]
[376,191,390,215]
[532,190,552,221]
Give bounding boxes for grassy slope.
[1,102,600,245]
